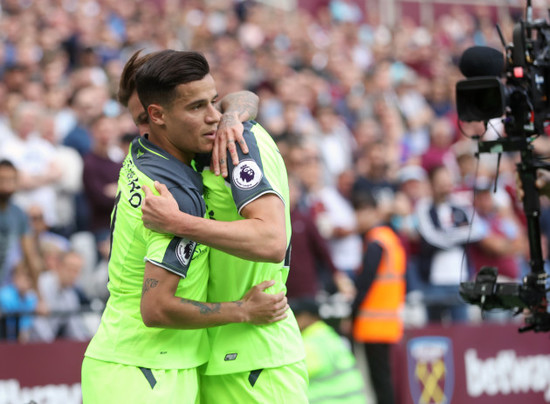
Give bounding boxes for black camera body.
[456,2,550,332]
[456,14,550,138]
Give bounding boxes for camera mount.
[457,1,550,332]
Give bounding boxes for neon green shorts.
[81,357,199,404]
[200,360,309,404]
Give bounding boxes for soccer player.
[81,51,289,404]
[117,49,254,177]
[139,52,308,403]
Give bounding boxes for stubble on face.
[161,76,220,163]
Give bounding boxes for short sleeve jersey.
[84,136,209,370]
[199,121,305,375]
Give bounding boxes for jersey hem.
[84,351,208,371]
[203,354,307,375]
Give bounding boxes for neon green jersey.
[85,136,209,370]
[198,121,305,375]
[303,321,368,403]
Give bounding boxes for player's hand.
[240,280,289,324]
[142,181,180,234]
[211,111,249,177]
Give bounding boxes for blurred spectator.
[39,111,84,236]
[62,85,107,157]
[288,140,363,280]
[287,174,355,300]
[0,159,43,288]
[353,139,398,223]
[352,117,382,159]
[0,101,62,227]
[392,165,429,293]
[31,249,94,342]
[79,231,110,305]
[0,262,47,342]
[452,141,477,206]
[469,178,526,283]
[420,117,458,174]
[81,113,123,245]
[351,190,406,404]
[394,66,434,157]
[27,204,71,256]
[292,297,368,404]
[312,103,356,186]
[415,165,486,323]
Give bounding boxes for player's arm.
[212,91,258,177]
[140,261,288,328]
[142,183,287,262]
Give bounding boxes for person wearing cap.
[292,297,368,404]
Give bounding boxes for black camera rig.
[456,1,550,332]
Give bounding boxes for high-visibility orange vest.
[353,225,406,343]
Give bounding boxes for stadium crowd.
[0,0,544,350]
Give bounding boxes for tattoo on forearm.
[181,298,221,315]
[222,93,258,120]
[220,113,239,129]
[142,278,158,296]
[237,98,258,120]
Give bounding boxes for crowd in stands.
[0,0,545,351]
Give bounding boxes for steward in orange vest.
[352,225,406,343]
[350,191,406,404]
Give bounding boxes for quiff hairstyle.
[135,50,210,111]
[117,49,158,107]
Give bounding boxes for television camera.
[456,0,550,332]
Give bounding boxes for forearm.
[142,293,247,329]
[140,262,248,328]
[169,213,286,262]
[141,186,286,261]
[141,264,285,327]
[218,91,259,121]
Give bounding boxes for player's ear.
[147,104,165,126]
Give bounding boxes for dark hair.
[135,50,210,110]
[118,49,159,107]
[351,190,378,210]
[0,159,16,171]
